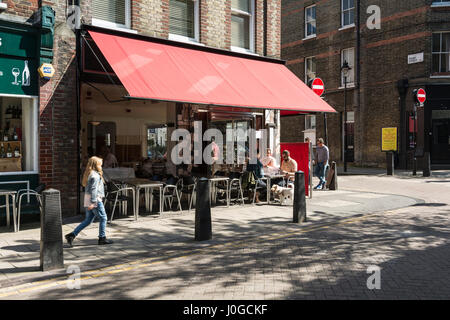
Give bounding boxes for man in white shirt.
[261,148,278,174]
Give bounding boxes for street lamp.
[341,61,351,173]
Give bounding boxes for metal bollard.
[386,152,394,176]
[195,178,212,241]
[293,171,307,223]
[328,161,338,190]
[40,188,64,271]
[423,152,431,177]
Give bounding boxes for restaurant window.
[341,48,355,86]
[147,126,167,160]
[169,0,199,42]
[432,32,450,75]
[231,0,255,53]
[305,56,316,84]
[305,5,316,38]
[341,0,355,28]
[92,0,131,30]
[0,97,38,173]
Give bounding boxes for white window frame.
[431,32,450,77]
[431,0,450,8]
[168,0,201,44]
[304,56,316,84]
[341,0,355,28]
[231,0,256,54]
[305,115,316,131]
[305,5,316,39]
[92,0,133,32]
[340,47,355,88]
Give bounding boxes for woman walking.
[65,156,113,246]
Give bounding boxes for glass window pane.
[312,6,316,19]
[442,33,450,53]
[232,0,249,12]
[441,53,450,72]
[92,0,126,25]
[231,14,250,49]
[342,0,349,10]
[432,33,441,53]
[349,8,354,24]
[170,0,195,38]
[343,11,350,26]
[432,54,440,73]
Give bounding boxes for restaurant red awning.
[88,31,336,113]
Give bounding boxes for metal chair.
[162,178,183,212]
[16,184,45,232]
[105,181,136,223]
[180,177,197,211]
[228,177,244,205]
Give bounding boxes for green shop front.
[0,20,40,226]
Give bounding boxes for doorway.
[431,110,450,164]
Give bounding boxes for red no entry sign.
[311,78,325,97]
[416,88,426,104]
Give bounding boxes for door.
[431,110,450,164]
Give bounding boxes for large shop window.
[231,0,255,53]
[432,32,450,75]
[0,97,38,173]
[169,0,199,42]
[147,126,167,160]
[92,0,131,30]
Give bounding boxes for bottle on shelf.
[5,105,12,120]
[3,129,8,142]
[6,143,12,158]
[13,128,18,141]
[14,145,20,158]
[12,106,17,119]
[0,143,5,158]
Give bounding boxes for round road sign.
[311,78,325,97]
[416,88,426,104]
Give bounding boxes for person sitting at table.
[246,151,266,203]
[280,150,298,185]
[261,148,278,175]
[165,157,178,186]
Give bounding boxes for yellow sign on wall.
[382,127,398,152]
[38,63,55,79]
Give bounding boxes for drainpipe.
[356,0,361,164]
[263,0,267,57]
[397,79,409,169]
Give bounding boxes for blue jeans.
[73,201,107,238]
[314,162,328,186]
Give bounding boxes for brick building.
[4,0,332,222]
[281,0,450,169]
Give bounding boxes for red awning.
[88,31,336,113]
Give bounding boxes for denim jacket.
[86,171,105,204]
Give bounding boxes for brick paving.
[0,174,449,299]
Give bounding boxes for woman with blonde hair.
[65,156,113,246]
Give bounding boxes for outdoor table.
[0,190,18,232]
[209,177,230,207]
[117,178,164,218]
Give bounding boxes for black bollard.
[328,161,338,190]
[386,152,394,176]
[293,171,307,223]
[195,178,212,241]
[40,189,64,271]
[423,152,431,177]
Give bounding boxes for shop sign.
[0,23,38,96]
[38,63,55,79]
[381,127,398,152]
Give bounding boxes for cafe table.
[209,177,230,207]
[0,189,18,232]
[115,178,164,218]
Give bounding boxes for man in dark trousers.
[314,138,329,190]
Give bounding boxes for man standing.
[314,138,329,190]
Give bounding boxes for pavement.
[0,171,449,300]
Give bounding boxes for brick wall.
[281,0,450,167]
